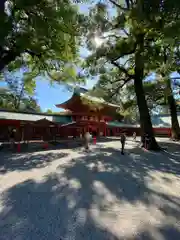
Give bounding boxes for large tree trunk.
[134,34,160,150]
[163,77,180,140]
[162,48,180,140]
[167,89,180,140]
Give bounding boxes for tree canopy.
[0,72,41,112]
[80,0,180,148]
[45,109,53,114]
[0,0,85,83]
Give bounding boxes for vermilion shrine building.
[0,87,173,141]
[55,87,124,137]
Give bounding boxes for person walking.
[120,132,126,155]
[133,132,136,141]
[141,133,146,148]
[9,129,16,150]
[84,131,91,151]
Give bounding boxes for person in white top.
[84,132,91,150]
[133,132,136,141]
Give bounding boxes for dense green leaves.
[45,109,53,114]
[0,72,41,112]
[80,0,180,147]
[0,0,85,83]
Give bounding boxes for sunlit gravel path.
[0,138,179,240]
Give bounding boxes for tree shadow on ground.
[62,145,180,201]
[0,175,121,240]
[0,141,83,153]
[58,143,180,239]
[96,137,121,143]
[51,137,121,150]
[51,137,120,150]
[0,141,180,239]
[158,140,180,156]
[0,151,68,174]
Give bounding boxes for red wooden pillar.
[104,124,106,136]
[99,116,101,136]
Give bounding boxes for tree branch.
[109,87,120,99]
[0,47,45,72]
[25,49,42,58]
[108,0,128,11]
[16,81,25,110]
[171,77,180,80]
[109,76,132,98]
[102,34,120,39]
[111,60,134,78]
[0,49,20,72]
[119,77,132,88]
[123,28,129,36]
[109,78,123,85]
[109,40,137,62]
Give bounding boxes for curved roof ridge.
[55,87,120,109]
[80,92,120,108]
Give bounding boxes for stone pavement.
[0,138,179,240]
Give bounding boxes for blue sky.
[35,77,97,112]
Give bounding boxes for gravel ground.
[0,138,180,240]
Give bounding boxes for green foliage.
[0,0,85,83]
[23,97,41,112]
[0,91,41,112]
[45,109,53,114]
[0,72,41,112]
[81,0,180,123]
[91,77,139,123]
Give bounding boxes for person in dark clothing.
[10,129,16,140]
[120,133,126,155]
[9,129,16,149]
[141,133,150,149]
[145,133,150,149]
[141,133,146,148]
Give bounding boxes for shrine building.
[55,87,127,137]
[0,87,172,142]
